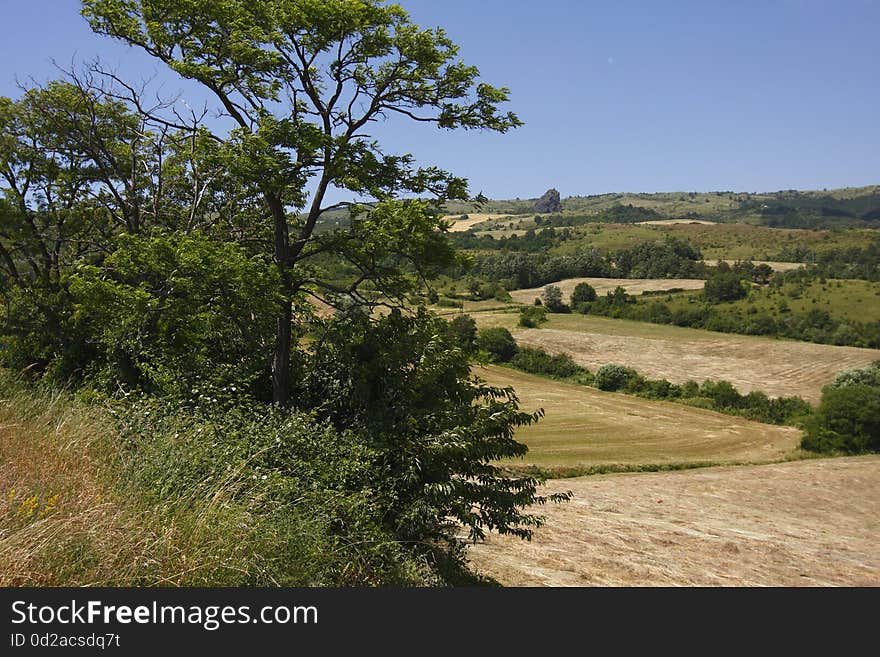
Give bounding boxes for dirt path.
[467,456,880,586]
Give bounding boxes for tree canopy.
[82,0,522,402]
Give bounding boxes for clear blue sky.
[2,0,878,200]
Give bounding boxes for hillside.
[440,184,880,230]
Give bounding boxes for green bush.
[594,364,641,391]
[476,327,518,362]
[802,384,880,454]
[510,347,584,378]
[570,282,597,305]
[518,305,548,328]
[448,314,478,352]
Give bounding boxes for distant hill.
[314,185,880,231]
[442,185,880,229]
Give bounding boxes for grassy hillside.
[440,184,880,229]
[0,373,428,586]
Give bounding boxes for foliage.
[448,314,478,353]
[593,364,641,392]
[518,305,548,328]
[476,326,518,362]
[802,384,880,454]
[827,362,880,390]
[68,231,280,396]
[82,0,521,403]
[571,282,598,306]
[541,284,568,312]
[293,310,566,545]
[510,347,585,379]
[704,266,749,303]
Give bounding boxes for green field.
[478,366,801,472]
[647,279,880,324]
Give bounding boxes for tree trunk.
[266,190,292,405]
[272,298,292,404]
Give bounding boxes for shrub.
[802,384,880,454]
[594,364,640,391]
[518,305,548,328]
[448,315,478,353]
[510,347,583,378]
[570,282,597,305]
[704,270,748,303]
[827,362,880,389]
[475,327,518,362]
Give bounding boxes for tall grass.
[0,372,428,586]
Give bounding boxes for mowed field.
[509,277,705,305]
[467,456,880,586]
[477,313,880,403]
[478,366,800,468]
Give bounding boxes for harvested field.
[509,277,705,304]
[638,219,717,225]
[478,366,800,468]
[467,456,880,586]
[443,213,519,232]
[477,313,880,403]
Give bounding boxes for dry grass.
[478,365,801,469]
[509,277,705,305]
[0,376,283,586]
[0,384,147,585]
[467,456,880,586]
[476,313,879,403]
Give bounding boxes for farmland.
[509,277,706,305]
[475,312,880,403]
[477,366,801,470]
[467,456,880,586]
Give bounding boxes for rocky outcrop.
[533,188,561,213]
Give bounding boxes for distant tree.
[476,327,518,362]
[449,314,478,353]
[752,263,774,285]
[571,282,597,305]
[542,284,567,312]
[704,270,748,303]
[802,384,880,454]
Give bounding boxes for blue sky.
[1,1,878,200]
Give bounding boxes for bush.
[518,305,548,328]
[541,284,568,312]
[827,362,880,389]
[476,327,518,362]
[448,315,478,353]
[594,364,640,391]
[704,270,748,303]
[802,384,880,454]
[570,282,597,305]
[510,347,583,378]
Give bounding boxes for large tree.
[81,0,521,403]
